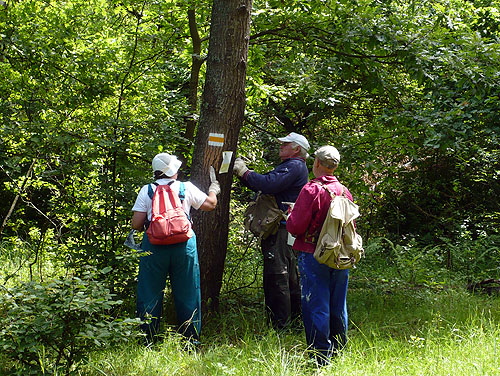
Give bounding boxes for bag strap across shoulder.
[147,182,159,199]
[315,180,345,199]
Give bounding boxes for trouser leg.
[288,248,302,322]
[263,272,290,329]
[261,227,301,329]
[329,268,349,352]
[298,252,330,356]
[136,234,169,341]
[169,235,201,340]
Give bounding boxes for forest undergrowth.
[2,236,500,375]
[79,280,500,376]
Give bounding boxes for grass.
[79,283,500,376]
[3,235,500,375]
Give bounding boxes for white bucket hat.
[152,153,182,177]
[277,132,310,151]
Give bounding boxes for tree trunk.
[190,0,253,313]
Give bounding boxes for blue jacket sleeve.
[242,159,306,194]
[240,158,309,212]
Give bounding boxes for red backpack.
[146,181,193,245]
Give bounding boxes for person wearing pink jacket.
[287,145,354,365]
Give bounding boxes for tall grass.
[80,286,500,376]
[3,235,499,375]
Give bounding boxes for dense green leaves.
[0,269,140,374]
[0,0,207,277]
[243,0,500,246]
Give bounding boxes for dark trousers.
[261,225,301,329]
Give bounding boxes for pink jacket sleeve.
[286,182,316,236]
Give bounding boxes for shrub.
[0,268,141,375]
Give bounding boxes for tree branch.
[0,158,37,238]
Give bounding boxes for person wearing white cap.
[286,145,354,365]
[131,152,220,343]
[233,132,310,330]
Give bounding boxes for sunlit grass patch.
[81,286,500,376]
[330,317,500,376]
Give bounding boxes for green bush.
[446,234,500,282]
[0,268,141,375]
[358,235,500,287]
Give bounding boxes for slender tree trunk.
[0,158,36,237]
[190,0,253,313]
[177,7,205,170]
[184,8,203,143]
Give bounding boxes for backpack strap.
[178,182,185,202]
[145,182,159,229]
[148,181,186,201]
[178,182,190,220]
[147,182,159,200]
[304,181,343,244]
[316,181,345,198]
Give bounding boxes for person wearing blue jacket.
[233,132,310,329]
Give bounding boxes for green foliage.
[222,197,263,295]
[246,0,500,248]
[355,235,500,288]
[1,229,62,286]
[1,0,498,270]
[1,0,500,371]
[370,147,500,245]
[445,235,500,282]
[360,237,453,286]
[0,0,214,300]
[0,269,141,375]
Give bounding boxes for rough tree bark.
[190,0,253,313]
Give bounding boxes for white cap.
[152,153,182,177]
[314,145,340,164]
[277,132,310,150]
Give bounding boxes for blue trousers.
[298,252,349,363]
[136,232,201,341]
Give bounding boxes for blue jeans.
[298,252,349,363]
[136,232,201,341]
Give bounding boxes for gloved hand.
[233,157,249,177]
[208,166,221,195]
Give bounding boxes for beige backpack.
[313,183,364,269]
